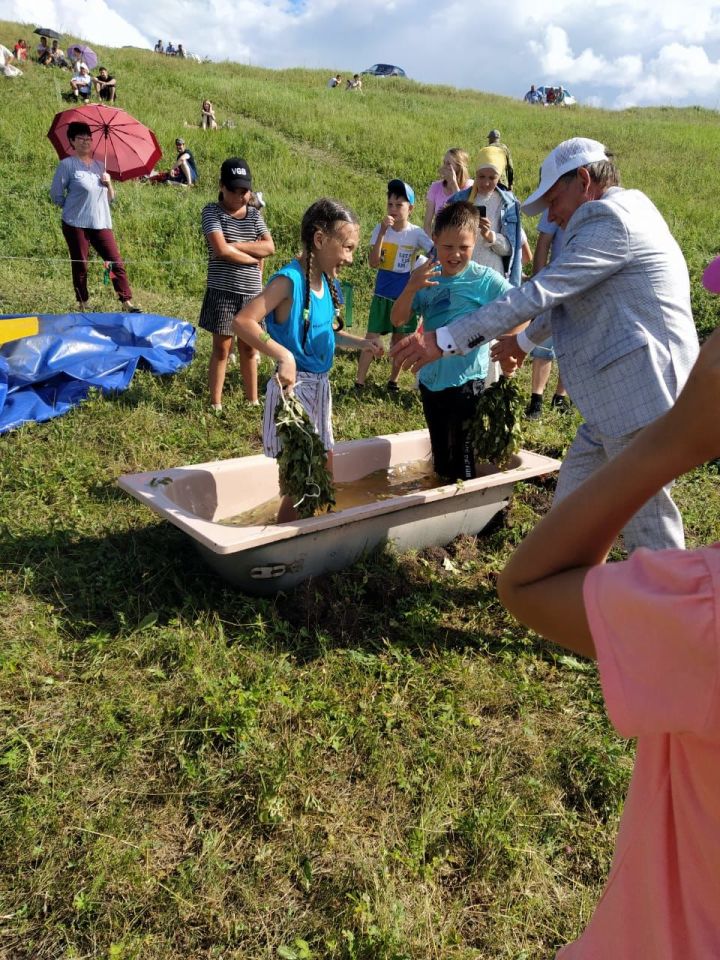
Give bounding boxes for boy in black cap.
[355,178,432,391]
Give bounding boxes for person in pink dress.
[423,148,473,235]
[497,310,720,959]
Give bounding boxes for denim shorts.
[530,338,556,361]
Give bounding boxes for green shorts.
[367,294,419,337]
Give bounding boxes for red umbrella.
[47,104,162,182]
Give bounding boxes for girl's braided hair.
[299,198,358,347]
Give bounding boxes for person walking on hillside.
[50,120,140,312]
[485,129,514,190]
[392,137,700,552]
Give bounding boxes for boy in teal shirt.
[391,201,512,479]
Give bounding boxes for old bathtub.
[118,429,560,595]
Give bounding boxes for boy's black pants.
[419,378,485,481]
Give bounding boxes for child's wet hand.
[276,354,297,390]
[409,258,441,290]
[367,340,385,358]
[381,215,395,231]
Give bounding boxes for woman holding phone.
[423,148,473,235]
[447,147,523,287]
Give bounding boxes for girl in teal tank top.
[234,198,384,521]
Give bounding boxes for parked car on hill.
[361,63,407,78]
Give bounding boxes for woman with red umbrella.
[50,120,140,312]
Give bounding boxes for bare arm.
[422,198,435,236]
[391,284,416,330]
[521,238,533,267]
[232,277,297,387]
[391,258,439,327]
[335,331,384,355]
[100,171,115,202]
[532,231,552,275]
[497,326,720,657]
[206,230,261,265]
[232,232,275,259]
[368,219,392,269]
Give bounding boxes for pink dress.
[426,178,473,217]
[561,545,720,959]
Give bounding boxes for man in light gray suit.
[392,137,700,551]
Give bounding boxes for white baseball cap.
[522,137,609,216]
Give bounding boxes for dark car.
[361,63,407,78]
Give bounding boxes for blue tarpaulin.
[0,312,196,434]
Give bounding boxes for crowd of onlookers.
[523,83,572,105]
[154,40,186,58]
[1,34,119,101]
[1,32,199,92]
[326,73,363,91]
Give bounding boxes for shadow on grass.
[4,488,549,665]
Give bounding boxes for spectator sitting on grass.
[37,36,53,65]
[145,138,198,186]
[0,43,22,77]
[201,99,217,129]
[70,64,92,102]
[93,67,116,102]
[50,40,69,68]
[68,46,88,71]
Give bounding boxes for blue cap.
[388,179,415,204]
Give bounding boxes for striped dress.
[198,202,269,336]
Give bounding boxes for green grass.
[1,25,719,959]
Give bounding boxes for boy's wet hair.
[299,198,358,341]
[433,201,480,237]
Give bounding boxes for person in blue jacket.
[449,147,523,288]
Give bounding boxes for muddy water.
[220,458,443,527]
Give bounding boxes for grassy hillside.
[1,25,719,959]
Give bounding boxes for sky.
[4,0,720,110]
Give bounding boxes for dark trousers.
[61,221,133,303]
[419,378,485,481]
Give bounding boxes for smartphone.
[477,204,487,218]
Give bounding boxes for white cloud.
[4,0,150,48]
[3,0,720,109]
